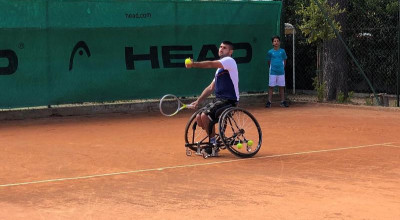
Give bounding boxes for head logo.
[69,41,91,71]
[124,42,252,70]
[0,49,18,75]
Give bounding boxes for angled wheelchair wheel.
[218,107,262,158]
[184,109,208,152]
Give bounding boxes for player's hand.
[189,100,199,109]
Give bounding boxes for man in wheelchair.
[185,41,239,154]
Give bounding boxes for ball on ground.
[237,143,243,149]
[247,140,253,147]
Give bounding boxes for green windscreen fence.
[0,0,282,108]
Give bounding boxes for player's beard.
[219,52,230,59]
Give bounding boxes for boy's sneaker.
[265,101,272,108]
[280,101,289,107]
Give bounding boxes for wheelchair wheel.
[184,109,208,152]
[218,107,262,158]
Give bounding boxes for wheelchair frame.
[184,107,262,159]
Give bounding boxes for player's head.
[271,36,281,48]
[219,41,234,58]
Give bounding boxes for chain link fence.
[282,0,399,106]
[345,1,398,95]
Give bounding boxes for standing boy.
[265,36,288,108]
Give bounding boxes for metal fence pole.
[293,28,296,94]
[397,0,400,107]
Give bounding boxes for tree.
[322,0,349,101]
[296,0,345,101]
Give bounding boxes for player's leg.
[196,113,204,129]
[200,113,214,135]
[184,109,209,153]
[268,87,274,103]
[195,102,213,130]
[279,86,285,101]
[198,109,215,156]
[277,75,288,107]
[203,99,233,144]
[266,75,277,108]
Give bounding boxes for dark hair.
[271,35,280,42]
[222,41,234,50]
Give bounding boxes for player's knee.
[201,113,209,124]
[196,114,203,129]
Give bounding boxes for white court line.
[0,142,393,188]
[382,143,400,148]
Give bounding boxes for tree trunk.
[322,0,349,101]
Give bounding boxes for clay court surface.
[0,104,399,219]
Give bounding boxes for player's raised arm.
[185,59,223,69]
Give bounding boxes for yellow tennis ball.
[247,140,253,147]
[237,143,243,149]
[185,58,192,65]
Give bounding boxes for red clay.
[0,104,399,219]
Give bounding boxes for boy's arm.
[266,50,271,67]
[282,49,288,67]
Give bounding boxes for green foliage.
[365,97,373,106]
[349,0,398,29]
[284,0,398,94]
[348,91,354,100]
[337,91,354,103]
[337,92,345,103]
[386,1,399,14]
[312,75,326,102]
[296,0,345,45]
[284,0,310,25]
[394,100,399,107]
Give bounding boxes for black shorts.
[200,98,238,122]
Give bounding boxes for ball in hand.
[247,140,253,147]
[237,143,243,149]
[185,58,192,65]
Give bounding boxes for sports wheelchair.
[184,107,262,159]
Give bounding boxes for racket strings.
[160,96,181,116]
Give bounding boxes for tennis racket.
[159,94,194,117]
